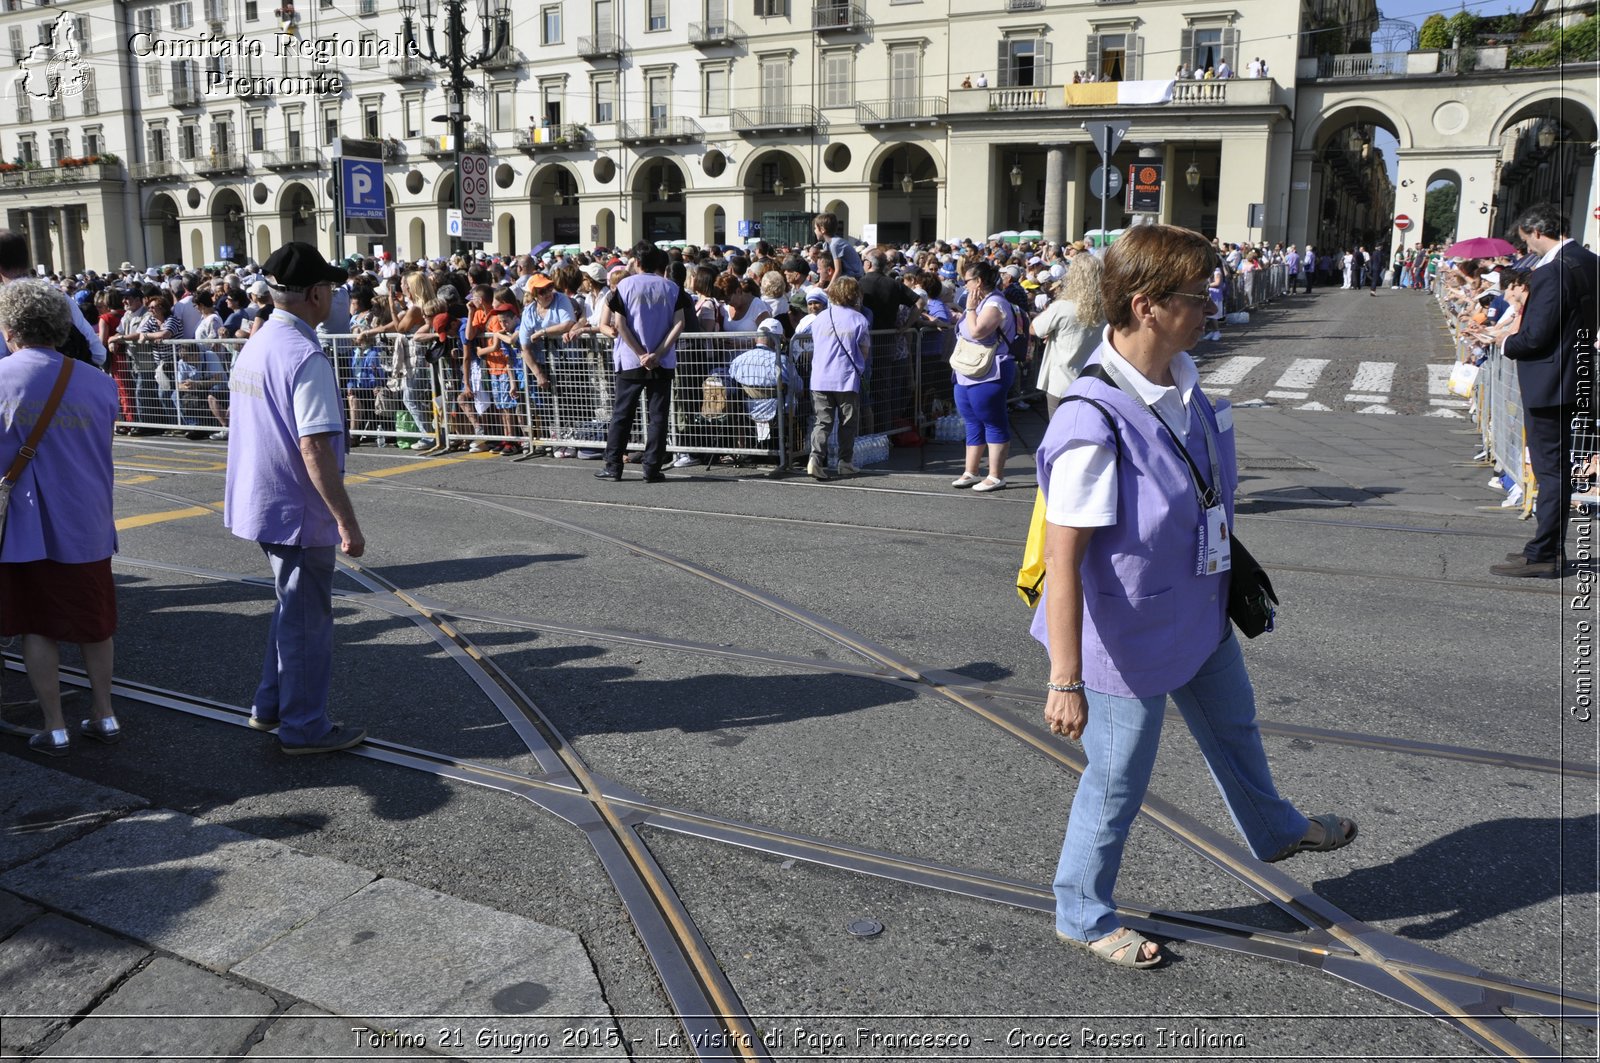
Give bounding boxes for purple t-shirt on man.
[224,313,346,548]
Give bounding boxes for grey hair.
[0,279,72,349]
[1513,203,1566,240]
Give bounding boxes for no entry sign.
[1394,214,1413,232]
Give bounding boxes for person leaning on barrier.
[1037,224,1356,970]
[0,280,121,757]
[224,241,367,755]
[804,276,869,481]
[597,244,688,482]
[1492,204,1600,579]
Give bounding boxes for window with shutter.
[1222,27,1239,72]
[821,51,851,109]
[1125,32,1140,80]
[890,46,918,105]
[702,65,728,115]
[761,56,787,115]
[1084,34,1099,82]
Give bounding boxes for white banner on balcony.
[1063,79,1175,108]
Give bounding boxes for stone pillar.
[1043,145,1067,245]
[1216,133,1270,244]
[1063,144,1087,243]
[943,138,993,241]
[26,210,53,274]
[1160,142,1177,225]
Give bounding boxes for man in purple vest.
[225,242,367,754]
[596,242,688,482]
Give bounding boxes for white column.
[1216,133,1270,244]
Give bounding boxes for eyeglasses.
[1162,291,1213,305]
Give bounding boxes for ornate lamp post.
[399,0,511,255]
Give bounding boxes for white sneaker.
[210,429,228,440]
[836,462,857,477]
[468,441,492,453]
[671,452,696,468]
[1502,484,1524,507]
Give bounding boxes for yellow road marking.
[115,504,218,531]
[359,453,500,477]
[116,474,159,485]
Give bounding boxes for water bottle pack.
[854,433,891,467]
[933,414,966,442]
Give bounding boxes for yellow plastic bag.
[1016,487,1047,607]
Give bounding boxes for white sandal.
[971,477,1007,493]
[950,473,982,488]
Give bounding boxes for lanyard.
[1096,359,1221,510]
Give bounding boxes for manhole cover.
[847,919,884,938]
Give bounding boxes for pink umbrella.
[1442,237,1518,259]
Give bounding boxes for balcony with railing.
[577,32,625,60]
[618,116,702,145]
[514,124,590,153]
[420,135,489,158]
[387,56,432,81]
[812,2,870,34]
[0,160,123,188]
[481,45,520,71]
[855,97,946,126]
[688,20,744,48]
[131,160,187,182]
[729,105,822,134]
[169,84,202,107]
[1316,51,1408,79]
[1005,0,1043,9]
[262,146,325,170]
[194,151,248,175]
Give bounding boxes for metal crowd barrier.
[1222,264,1288,314]
[110,327,954,469]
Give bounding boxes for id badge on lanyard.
[1197,504,1232,576]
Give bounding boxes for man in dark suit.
[1493,203,1600,578]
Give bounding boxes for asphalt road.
[6,286,1596,1061]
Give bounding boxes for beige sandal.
[1057,927,1165,969]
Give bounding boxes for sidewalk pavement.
[0,753,616,1061]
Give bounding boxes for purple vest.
[1030,358,1236,699]
[224,315,345,548]
[614,273,680,371]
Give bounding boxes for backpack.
[57,322,96,368]
[683,296,723,334]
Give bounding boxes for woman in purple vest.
[1034,225,1356,968]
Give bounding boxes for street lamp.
[1008,161,1024,189]
[1185,157,1201,191]
[400,0,511,255]
[900,172,914,194]
[772,178,785,197]
[1537,123,1556,150]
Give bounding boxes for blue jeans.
[1053,630,1308,941]
[253,543,336,745]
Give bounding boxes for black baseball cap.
[262,241,346,291]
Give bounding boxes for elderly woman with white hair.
[1032,253,1106,419]
[0,280,120,756]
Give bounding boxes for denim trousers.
[1053,630,1309,942]
[253,543,337,746]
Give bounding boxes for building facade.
[0,0,1593,272]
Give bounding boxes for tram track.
[22,663,1593,1046]
[108,471,1587,1059]
[112,551,1596,781]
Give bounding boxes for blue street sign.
[341,158,386,221]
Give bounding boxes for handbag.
[949,336,995,378]
[1227,535,1278,637]
[0,357,75,541]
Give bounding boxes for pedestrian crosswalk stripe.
[1350,361,1395,394]
[1273,358,1329,391]
[1426,364,1455,396]
[1345,393,1389,403]
[1201,356,1264,387]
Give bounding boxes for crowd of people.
[20,221,1299,485]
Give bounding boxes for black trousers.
[604,368,673,472]
[1523,403,1572,562]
